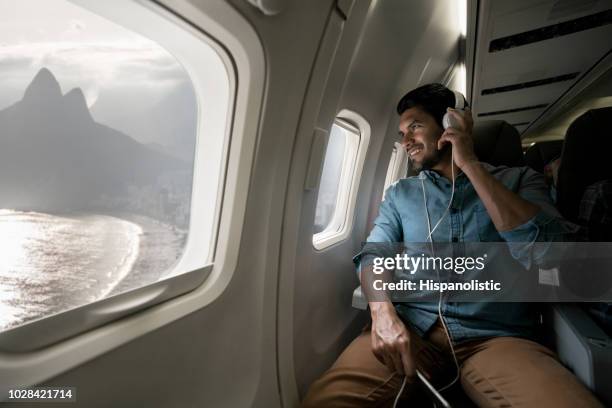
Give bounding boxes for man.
[301,84,603,407]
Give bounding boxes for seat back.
[556,107,612,223]
[524,140,563,174]
[472,120,525,167]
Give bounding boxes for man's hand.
[370,302,415,377]
[437,107,479,170]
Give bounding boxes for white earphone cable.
[393,95,466,406]
[426,148,456,241]
[417,147,461,402]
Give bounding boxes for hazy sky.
[0,0,196,150]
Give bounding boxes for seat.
[557,107,612,223]
[472,120,525,167]
[524,139,563,174]
[549,107,612,406]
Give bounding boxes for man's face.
[398,107,447,171]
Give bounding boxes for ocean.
[0,210,187,331]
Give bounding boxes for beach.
[0,210,187,331]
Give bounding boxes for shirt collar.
[418,161,495,183]
[418,168,468,183]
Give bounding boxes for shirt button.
[452,237,459,242]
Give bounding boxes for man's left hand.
[437,107,479,170]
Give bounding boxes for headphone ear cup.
[442,112,451,129]
[444,89,468,129]
[443,110,464,130]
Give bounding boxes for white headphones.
[442,89,468,130]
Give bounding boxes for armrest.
[550,304,612,405]
[352,286,368,310]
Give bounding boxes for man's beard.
[409,143,451,171]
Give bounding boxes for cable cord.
[393,147,461,407]
[392,375,407,408]
[420,147,461,400]
[426,148,456,241]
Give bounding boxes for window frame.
[313,110,370,250]
[0,0,264,392]
[0,0,230,349]
[382,142,409,200]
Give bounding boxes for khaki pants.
[302,319,603,407]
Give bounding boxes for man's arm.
[360,261,413,376]
[356,185,415,377]
[438,108,539,231]
[462,161,540,231]
[440,108,577,268]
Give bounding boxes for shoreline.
[0,210,187,331]
[105,213,188,296]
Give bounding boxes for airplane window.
[0,0,228,334]
[382,142,409,200]
[313,114,369,249]
[382,148,399,200]
[314,124,351,234]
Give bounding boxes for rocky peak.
[22,68,63,103]
[63,87,93,122]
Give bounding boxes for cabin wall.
[27,0,334,407]
[6,1,462,407]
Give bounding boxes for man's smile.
[408,145,423,157]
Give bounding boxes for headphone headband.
[451,89,467,109]
[442,89,468,129]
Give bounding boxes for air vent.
[481,72,580,95]
[478,104,548,117]
[489,9,612,52]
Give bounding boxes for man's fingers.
[399,346,415,378]
[396,336,414,378]
[438,133,453,150]
[373,345,392,370]
[372,347,385,366]
[376,345,405,375]
[382,352,397,374]
[390,350,404,375]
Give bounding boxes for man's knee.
[301,368,414,408]
[460,337,604,408]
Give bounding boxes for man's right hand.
[370,302,415,377]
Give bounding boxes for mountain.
[0,68,190,213]
[90,79,197,162]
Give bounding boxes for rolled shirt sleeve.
[499,167,578,269]
[352,183,403,274]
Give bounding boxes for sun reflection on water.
[0,210,143,331]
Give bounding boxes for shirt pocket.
[475,204,502,241]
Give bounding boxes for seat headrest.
[524,140,564,174]
[472,120,525,167]
[557,107,612,222]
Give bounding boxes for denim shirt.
[355,163,575,344]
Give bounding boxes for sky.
[0,0,196,150]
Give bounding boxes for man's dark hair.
[396,83,457,129]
